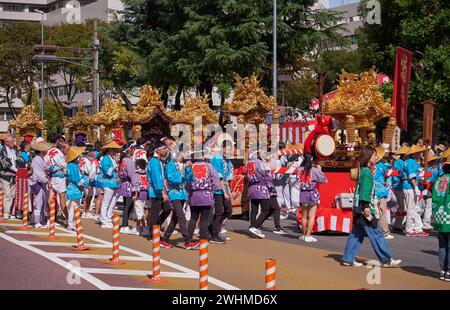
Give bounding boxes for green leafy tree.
[358,0,450,143]
[108,0,347,109]
[0,22,40,118]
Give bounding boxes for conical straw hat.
[66,146,86,163]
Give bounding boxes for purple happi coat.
[117,156,135,197]
[186,162,220,207]
[131,167,149,201]
[245,159,271,200]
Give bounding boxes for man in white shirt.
[0,135,17,219]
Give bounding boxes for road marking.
[110,286,157,290]
[23,241,110,248]
[1,225,240,290]
[0,232,110,290]
[5,230,74,237]
[56,226,240,290]
[83,268,195,278]
[49,253,148,261]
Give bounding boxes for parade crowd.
[1,133,450,280]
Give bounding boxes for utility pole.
[34,9,45,122]
[273,0,277,103]
[93,20,100,113]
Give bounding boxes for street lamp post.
[34,9,45,122]
[273,0,277,102]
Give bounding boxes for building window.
[3,4,25,12]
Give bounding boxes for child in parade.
[431,157,450,281]
[245,150,272,239]
[184,156,220,248]
[403,145,429,237]
[298,152,327,242]
[252,154,287,236]
[29,142,52,228]
[161,153,191,248]
[131,159,149,236]
[97,141,121,229]
[341,146,401,267]
[66,147,86,232]
[118,141,137,234]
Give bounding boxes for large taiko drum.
[314,134,336,158]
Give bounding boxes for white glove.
[414,187,421,196]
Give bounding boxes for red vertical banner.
[392,46,413,131]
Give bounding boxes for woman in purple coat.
[245,153,272,239]
[184,158,221,247]
[117,141,136,234]
[297,153,328,243]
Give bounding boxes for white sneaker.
[221,228,227,234]
[342,261,363,267]
[131,227,139,235]
[273,228,287,235]
[382,259,402,267]
[194,228,200,236]
[34,223,43,229]
[101,223,113,229]
[299,234,305,241]
[304,236,318,243]
[2,214,10,220]
[280,214,288,220]
[249,227,265,239]
[120,226,134,234]
[384,234,394,240]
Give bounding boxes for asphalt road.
[0,237,97,290]
[0,214,447,290]
[224,215,442,277]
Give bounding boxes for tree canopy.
[358,0,450,143]
[107,0,348,108]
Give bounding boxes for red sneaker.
[185,242,200,250]
[418,231,430,237]
[160,241,173,248]
[405,232,419,237]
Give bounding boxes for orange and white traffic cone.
[72,203,89,251]
[47,196,57,240]
[265,259,276,290]
[0,189,3,223]
[146,225,166,283]
[107,213,124,265]
[17,192,31,231]
[199,239,208,290]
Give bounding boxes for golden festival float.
[91,97,130,144]
[129,85,172,141]
[9,105,46,144]
[319,69,397,165]
[63,106,97,144]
